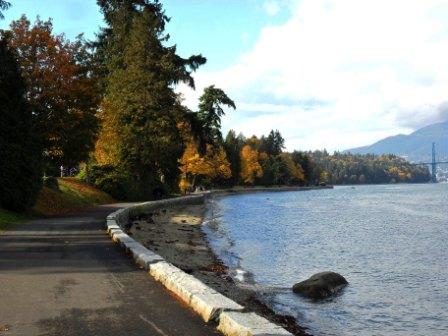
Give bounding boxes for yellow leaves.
[94,99,121,165]
[388,166,400,175]
[179,177,191,194]
[179,142,231,188]
[179,142,214,176]
[240,145,262,184]
[392,168,410,181]
[388,166,412,182]
[214,147,232,179]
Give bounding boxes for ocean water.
[203,184,448,336]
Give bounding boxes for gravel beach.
[126,202,310,336]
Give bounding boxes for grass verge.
[1,178,114,233]
[33,178,115,216]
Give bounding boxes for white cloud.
[178,0,448,151]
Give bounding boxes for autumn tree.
[0,8,43,211]
[179,141,231,192]
[309,152,429,184]
[5,16,99,173]
[240,145,262,184]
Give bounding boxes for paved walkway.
[0,205,220,336]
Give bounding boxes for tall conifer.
[96,0,206,198]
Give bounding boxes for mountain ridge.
[345,120,448,162]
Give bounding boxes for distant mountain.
[345,120,448,163]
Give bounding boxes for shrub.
[80,164,168,201]
[80,165,132,201]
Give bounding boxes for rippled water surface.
[204,184,448,336]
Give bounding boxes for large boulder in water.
[293,271,348,299]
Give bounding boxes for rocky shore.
[126,201,310,336]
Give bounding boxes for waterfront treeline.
[177,130,430,191]
[306,151,430,185]
[0,1,431,210]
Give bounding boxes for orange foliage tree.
[5,15,99,170]
[240,145,263,184]
[179,141,231,192]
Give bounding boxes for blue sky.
[2,1,448,151]
[0,0,291,71]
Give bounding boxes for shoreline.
[126,188,320,336]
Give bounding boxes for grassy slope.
[1,178,114,231]
[33,178,115,216]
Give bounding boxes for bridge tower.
[431,142,437,183]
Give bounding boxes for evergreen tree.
[0,37,43,211]
[96,0,206,198]
[197,85,235,149]
[291,150,313,183]
[224,130,244,185]
[260,130,285,156]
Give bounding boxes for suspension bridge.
[414,142,448,182]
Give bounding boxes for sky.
[2,0,448,152]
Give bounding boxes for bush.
[80,164,168,201]
[79,164,132,201]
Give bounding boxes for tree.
[197,85,235,149]
[240,145,262,184]
[291,150,318,184]
[260,130,285,156]
[0,37,43,211]
[95,0,206,198]
[5,16,99,173]
[179,141,231,192]
[279,153,305,185]
[94,99,121,166]
[223,130,244,185]
[308,151,429,184]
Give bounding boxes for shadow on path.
[0,204,220,336]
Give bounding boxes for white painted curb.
[106,194,293,336]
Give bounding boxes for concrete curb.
[106,193,293,336]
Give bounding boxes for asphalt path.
[0,204,220,336]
